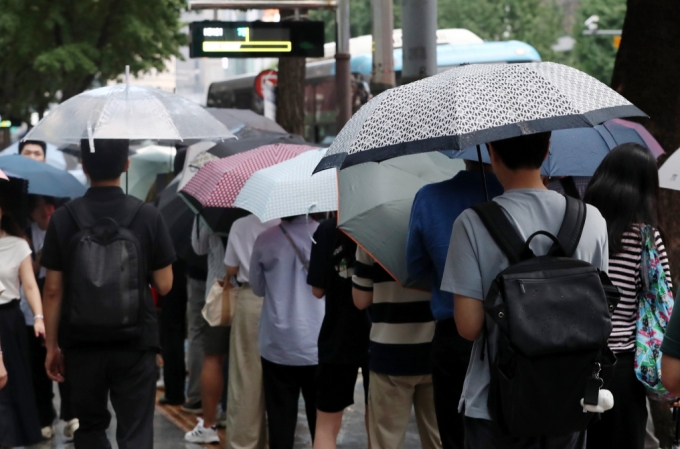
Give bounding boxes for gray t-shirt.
[441,188,609,420]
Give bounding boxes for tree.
[276,10,307,135]
[569,0,627,83]
[0,0,185,123]
[612,4,680,443]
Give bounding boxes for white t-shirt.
[224,214,280,284]
[0,236,32,304]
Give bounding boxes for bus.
[207,29,541,143]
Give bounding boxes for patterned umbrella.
[234,148,336,222]
[180,143,316,213]
[315,62,646,172]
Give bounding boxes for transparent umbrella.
[25,72,235,145]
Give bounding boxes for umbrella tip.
[125,65,130,86]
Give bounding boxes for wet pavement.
[23,372,421,448]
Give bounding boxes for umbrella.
[234,148,336,222]
[24,83,236,145]
[315,62,645,173]
[207,108,286,134]
[178,141,218,191]
[338,152,465,288]
[658,149,680,192]
[446,119,664,177]
[180,143,317,213]
[122,145,175,200]
[0,169,7,182]
[0,155,85,198]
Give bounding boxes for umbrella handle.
[477,144,489,202]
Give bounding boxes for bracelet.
[34,314,44,320]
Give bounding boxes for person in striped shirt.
[584,143,672,449]
[352,247,441,449]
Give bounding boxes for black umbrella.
[206,108,286,134]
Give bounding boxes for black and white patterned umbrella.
[315,62,646,172]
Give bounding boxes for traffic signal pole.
[401,0,437,84]
[335,0,351,130]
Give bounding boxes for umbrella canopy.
[0,169,7,182]
[180,143,316,212]
[315,62,646,172]
[0,155,85,198]
[659,149,680,192]
[24,84,236,145]
[0,141,79,170]
[446,119,664,177]
[234,148,336,222]
[207,108,286,134]
[338,152,465,288]
[122,145,175,200]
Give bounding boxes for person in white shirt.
[0,197,45,447]
[224,214,279,449]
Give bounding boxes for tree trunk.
[276,10,306,136]
[611,3,680,445]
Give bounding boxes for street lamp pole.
[370,0,395,95]
[401,0,437,84]
[335,0,351,130]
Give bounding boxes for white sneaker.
[64,418,80,439]
[41,425,54,439]
[184,418,220,444]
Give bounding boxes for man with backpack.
[441,132,614,448]
[42,139,176,448]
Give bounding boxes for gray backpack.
[64,196,147,342]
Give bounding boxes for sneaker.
[184,418,219,444]
[181,400,203,414]
[64,418,79,439]
[41,426,54,439]
[158,395,183,406]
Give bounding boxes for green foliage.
[0,0,186,122]
[570,0,627,84]
[310,0,562,63]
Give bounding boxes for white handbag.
[201,278,235,326]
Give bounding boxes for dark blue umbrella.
[443,121,661,177]
[0,155,85,198]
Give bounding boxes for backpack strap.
[550,196,587,257]
[65,195,144,231]
[471,202,534,265]
[65,199,94,231]
[115,196,145,229]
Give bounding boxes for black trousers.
[159,260,188,403]
[464,416,586,449]
[65,349,157,449]
[261,357,317,449]
[26,326,56,427]
[586,351,647,449]
[432,319,473,449]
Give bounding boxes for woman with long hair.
[583,143,670,449]
[0,197,45,448]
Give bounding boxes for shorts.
[202,322,231,356]
[316,362,369,413]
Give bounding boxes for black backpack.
[472,196,620,437]
[64,196,147,342]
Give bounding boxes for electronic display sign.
[190,21,325,58]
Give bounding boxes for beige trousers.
[226,287,267,449]
[368,371,442,449]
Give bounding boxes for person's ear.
[487,143,498,164]
[124,159,131,173]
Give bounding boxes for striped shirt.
[352,247,434,376]
[608,226,672,353]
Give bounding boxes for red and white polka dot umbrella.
[180,143,316,210]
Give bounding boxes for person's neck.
[90,179,121,188]
[499,169,546,191]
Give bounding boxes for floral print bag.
[635,225,675,401]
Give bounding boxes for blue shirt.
[406,170,503,321]
[250,216,324,366]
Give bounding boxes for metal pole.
[401,0,437,84]
[370,0,395,94]
[477,144,489,202]
[335,0,351,130]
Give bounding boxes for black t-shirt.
[41,187,176,351]
[307,219,370,365]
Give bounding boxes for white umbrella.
[122,145,176,200]
[178,141,218,191]
[234,148,336,222]
[659,149,680,191]
[25,73,236,145]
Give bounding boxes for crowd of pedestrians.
[3,126,680,449]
